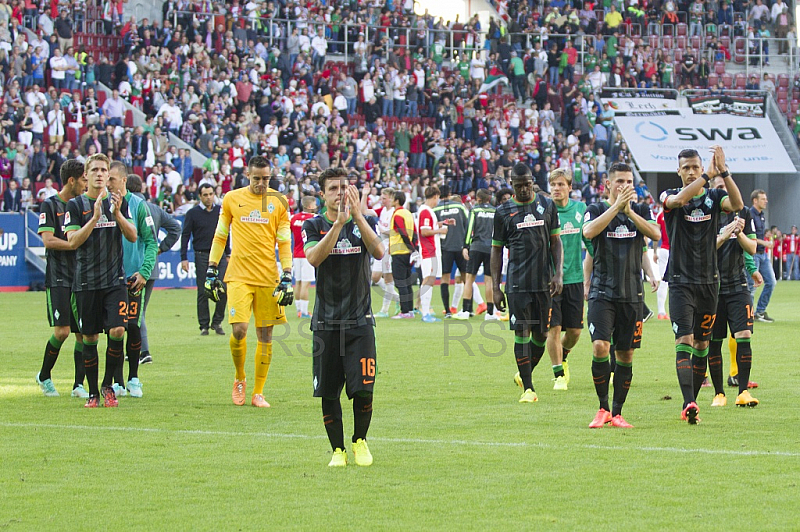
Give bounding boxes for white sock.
[420,284,433,315]
[298,300,306,314]
[452,282,464,309]
[381,282,396,312]
[473,282,484,305]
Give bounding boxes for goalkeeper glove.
[204,266,225,302]
[273,271,294,306]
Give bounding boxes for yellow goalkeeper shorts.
[227,281,288,327]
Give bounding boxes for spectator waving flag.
[478,67,509,94]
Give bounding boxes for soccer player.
[303,167,384,467]
[434,185,468,318]
[389,190,417,319]
[372,187,399,318]
[417,185,448,323]
[134,176,182,365]
[291,195,318,318]
[747,189,776,322]
[654,207,670,320]
[35,159,88,398]
[661,146,743,424]
[205,156,292,408]
[707,176,761,408]
[181,184,228,336]
[460,188,497,321]
[65,153,138,407]
[582,163,661,428]
[491,163,563,403]
[108,162,157,398]
[547,168,589,391]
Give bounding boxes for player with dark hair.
[106,163,158,398]
[582,163,661,428]
[291,195,319,318]
[303,167,384,466]
[434,185,469,318]
[547,167,591,390]
[660,146,744,424]
[389,190,418,318]
[65,153,138,407]
[492,162,563,404]
[461,188,497,320]
[707,176,761,408]
[205,155,293,408]
[35,159,88,398]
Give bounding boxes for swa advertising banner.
[613,114,795,173]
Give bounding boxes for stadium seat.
[649,34,658,48]
[708,73,719,87]
[676,35,687,49]
[735,73,746,89]
[778,99,788,114]
[720,36,731,50]
[722,74,733,88]
[792,101,800,114]
[778,73,790,88]
[663,35,673,48]
[133,166,144,178]
[777,87,788,100]
[193,168,203,182]
[676,23,687,36]
[714,61,725,75]
[124,110,133,128]
[734,39,745,63]
[673,49,683,62]
[97,92,106,106]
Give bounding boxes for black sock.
[609,343,617,373]
[39,335,64,381]
[83,340,100,396]
[352,393,373,442]
[126,325,141,380]
[692,347,709,400]
[103,335,124,388]
[73,339,85,389]
[463,298,473,313]
[736,338,753,395]
[676,344,694,407]
[441,283,450,312]
[322,397,345,451]
[592,356,611,411]
[552,364,565,378]
[514,338,533,391]
[612,362,632,416]
[530,337,545,370]
[562,347,571,362]
[487,303,494,315]
[708,339,725,395]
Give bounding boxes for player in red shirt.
[416,186,448,322]
[783,225,800,280]
[654,208,670,320]
[291,196,318,318]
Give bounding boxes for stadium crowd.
[0,0,798,267]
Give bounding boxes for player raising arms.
[205,156,293,408]
[547,168,589,390]
[492,163,563,404]
[303,168,384,467]
[64,154,138,407]
[291,195,318,318]
[707,176,761,408]
[35,160,88,398]
[582,163,661,428]
[661,146,744,424]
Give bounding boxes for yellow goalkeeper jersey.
[215,187,291,287]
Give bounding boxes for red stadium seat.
[720,36,731,50]
[124,110,133,128]
[722,73,733,88]
[133,166,144,178]
[690,36,701,50]
[708,73,719,87]
[714,61,725,74]
[663,35,673,48]
[676,23,687,36]
[778,99,788,114]
[735,73,747,89]
[649,34,659,48]
[676,35,687,49]
[792,101,800,114]
[734,39,745,63]
[778,73,790,88]
[97,91,106,106]
[673,49,683,62]
[777,87,789,100]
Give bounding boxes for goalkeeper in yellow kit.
[205,156,294,407]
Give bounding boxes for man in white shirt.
[164,162,183,191]
[155,95,183,134]
[311,29,327,71]
[49,48,68,90]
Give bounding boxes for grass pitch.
[1,284,799,530]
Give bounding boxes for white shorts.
[656,248,669,280]
[421,256,441,279]
[293,257,316,283]
[371,247,392,274]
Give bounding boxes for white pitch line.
[2,422,798,458]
